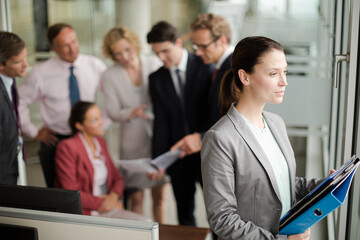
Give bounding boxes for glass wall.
[5,0,210,160]
[2,0,360,237]
[9,0,210,62]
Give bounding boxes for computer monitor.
[0,184,82,214]
[0,223,38,240]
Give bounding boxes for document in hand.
[279,155,360,235]
[117,158,156,173]
[151,148,181,170]
[116,148,181,174]
[116,149,181,190]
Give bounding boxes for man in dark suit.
[0,31,28,184]
[147,21,213,226]
[172,13,233,157]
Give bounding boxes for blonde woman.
[102,27,167,223]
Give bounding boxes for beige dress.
[103,55,161,159]
[103,55,168,189]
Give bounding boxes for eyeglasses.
[192,36,220,51]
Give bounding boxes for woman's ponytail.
[219,37,284,117]
[219,70,238,116]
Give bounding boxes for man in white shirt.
[171,13,233,158]
[18,23,106,187]
[0,31,28,184]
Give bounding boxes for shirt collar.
[0,73,14,85]
[170,49,188,72]
[0,73,14,95]
[215,46,234,69]
[55,54,81,69]
[78,132,103,159]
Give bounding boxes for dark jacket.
[149,53,213,158]
[0,77,18,184]
[206,54,232,130]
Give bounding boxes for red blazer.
[54,133,124,215]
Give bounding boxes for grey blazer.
[201,104,321,240]
[103,55,162,159]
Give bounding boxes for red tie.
[211,69,218,82]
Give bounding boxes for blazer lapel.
[116,63,140,106]
[0,77,13,111]
[264,111,296,200]
[264,112,293,168]
[227,104,282,201]
[74,134,95,188]
[0,77,16,120]
[161,68,182,111]
[184,54,194,103]
[140,56,150,103]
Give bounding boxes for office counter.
[160,224,211,240]
[0,207,212,240]
[0,207,158,240]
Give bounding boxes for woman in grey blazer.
[201,37,321,240]
[102,27,168,223]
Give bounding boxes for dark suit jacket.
[149,53,213,161]
[0,77,18,184]
[206,54,232,130]
[54,134,124,215]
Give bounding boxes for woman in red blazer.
[55,101,146,220]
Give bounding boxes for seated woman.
[54,101,147,220]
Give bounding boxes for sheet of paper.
[151,148,181,170]
[116,148,181,174]
[116,158,157,173]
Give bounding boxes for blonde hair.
[102,27,141,61]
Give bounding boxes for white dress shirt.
[18,54,106,137]
[78,133,108,216]
[241,114,291,217]
[169,49,188,97]
[78,133,108,197]
[215,46,234,70]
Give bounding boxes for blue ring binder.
[279,156,359,235]
[314,209,322,217]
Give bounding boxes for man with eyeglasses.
[147,21,213,226]
[171,13,233,158]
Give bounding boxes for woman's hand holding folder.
[288,229,310,240]
[280,156,359,235]
[329,169,336,176]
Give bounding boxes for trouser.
[167,153,203,226]
[0,175,17,185]
[38,134,70,188]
